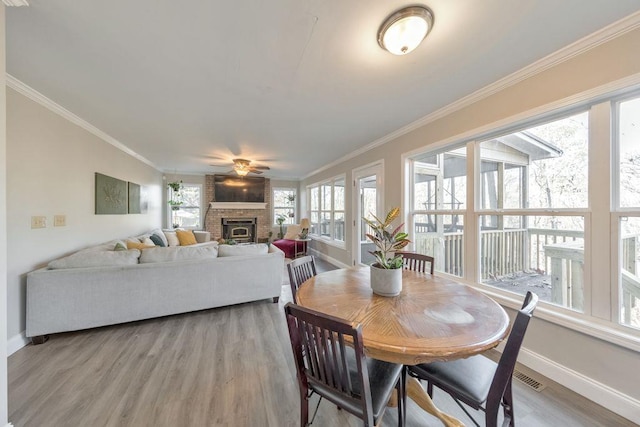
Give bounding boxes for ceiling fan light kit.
[211,158,271,176]
[378,5,434,55]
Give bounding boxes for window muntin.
[308,175,346,244]
[273,188,296,225]
[169,183,201,229]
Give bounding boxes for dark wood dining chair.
[407,291,538,427]
[287,255,317,303]
[397,251,434,274]
[284,302,406,427]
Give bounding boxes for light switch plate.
[31,216,46,229]
[54,215,66,227]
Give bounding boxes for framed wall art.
[95,173,127,214]
[128,182,141,214]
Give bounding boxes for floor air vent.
[513,369,546,392]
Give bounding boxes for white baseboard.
[517,347,640,424]
[8,331,29,356]
[308,248,350,269]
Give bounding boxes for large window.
[478,112,589,312]
[410,148,466,277]
[308,176,345,244]
[617,95,640,330]
[168,183,202,229]
[273,188,296,225]
[408,89,640,339]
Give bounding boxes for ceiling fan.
[211,158,270,176]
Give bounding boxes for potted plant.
[167,180,183,192]
[276,214,287,239]
[363,207,410,296]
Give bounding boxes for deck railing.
[413,228,639,323]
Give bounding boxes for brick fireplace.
[204,175,272,241]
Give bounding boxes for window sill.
[461,279,640,353]
[309,236,346,250]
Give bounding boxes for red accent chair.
[272,239,306,259]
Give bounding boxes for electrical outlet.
[31,216,47,229]
[54,215,66,227]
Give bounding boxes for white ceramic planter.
[370,264,402,297]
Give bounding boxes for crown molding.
[3,0,29,6]
[303,10,640,180]
[6,74,160,171]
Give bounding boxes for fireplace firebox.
[221,218,257,243]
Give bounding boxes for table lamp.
[299,218,311,239]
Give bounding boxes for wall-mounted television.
[213,175,265,202]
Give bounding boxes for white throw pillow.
[218,243,269,257]
[283,225,302,240]
[48,249,141,269]
[163,230,180,247]
[139,245,218,263]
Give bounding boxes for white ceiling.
[6,1,640,179]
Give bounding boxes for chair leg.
[300,386,309,427]
[502,379,515,427]
[396,366,406,427]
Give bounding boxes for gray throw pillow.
[150,234,165,247]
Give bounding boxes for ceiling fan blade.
[253,165,270,170]
[249,169,264,174]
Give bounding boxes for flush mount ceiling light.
[378,5,434,55]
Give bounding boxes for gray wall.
[6,88,163,342]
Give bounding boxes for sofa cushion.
[163,230,180,247]
[48,249,141,269]
[218,243,269,257]
[139,245,218,263]
[176,229,197,246]
[149,234,165,247]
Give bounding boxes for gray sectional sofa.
[26,229,285,343]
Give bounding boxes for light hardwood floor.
[8,259,637,426]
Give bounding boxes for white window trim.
[402,77,640,352]
[272,187,297,225]
[307,174,346,249]
[166,183,203,229]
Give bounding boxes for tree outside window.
[169,183,201,229]
[273,188,296,225]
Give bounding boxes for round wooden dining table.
[296,266,510,427]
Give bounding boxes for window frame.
[167,183,202,229]
[403,84,640,352]
[272,187,297,225]
[307,174,346,248]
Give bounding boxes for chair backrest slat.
[397,251,434,274]
[287,256,318,303]
[284,302,374,422]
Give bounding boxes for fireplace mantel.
[210,202,267,210]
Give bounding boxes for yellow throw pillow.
[126,241,155,250]
[176,229,198,246]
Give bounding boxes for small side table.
[294,238,311,258]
